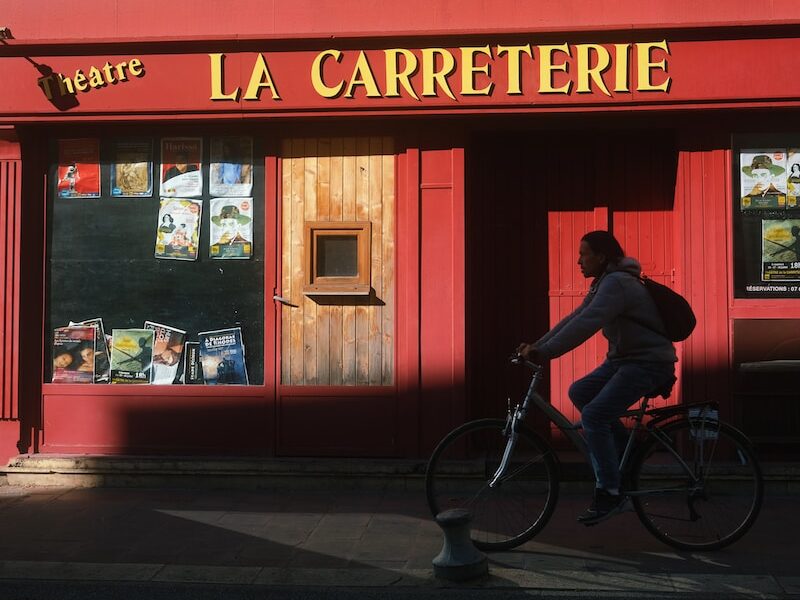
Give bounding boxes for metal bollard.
[432,508,488,581]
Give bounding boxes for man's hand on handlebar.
[516,342,543,364]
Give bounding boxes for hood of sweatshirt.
[607,257,642,278]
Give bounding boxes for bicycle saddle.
[645,374,677,400]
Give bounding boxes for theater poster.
[762,219,800,281]
[740,149,787,210]
[56,138,101,198]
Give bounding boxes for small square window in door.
[304,221,371,295]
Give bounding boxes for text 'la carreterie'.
[208,41,671,102]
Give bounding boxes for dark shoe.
[577,489,626,525]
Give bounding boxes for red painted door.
[468,130,679,434]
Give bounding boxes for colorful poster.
[740,149,787,210]
[69,317,110,382]
[56,138,101,198]
[111,139,153,197]
[160,137,203,197]
[198,327,248,385]
[210,136,253,197]
[787,149,800,209]
[110,328,154,384]
[52,325,96,383]
[209,197,253,259]
[144,321,187,385]
[155,197,202,261]
[762,219,800,281]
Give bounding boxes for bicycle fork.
[488,398,522,488]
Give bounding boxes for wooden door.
[276,137,397,456]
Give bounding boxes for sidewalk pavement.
[0,482,797,598]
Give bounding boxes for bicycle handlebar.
[509,353,543,372]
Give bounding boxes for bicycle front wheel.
[630,418,763,551]
[425,418,559,551]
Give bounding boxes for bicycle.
[425,355,764,552]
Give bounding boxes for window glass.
[45,134,265,385]
[317,235,358,277]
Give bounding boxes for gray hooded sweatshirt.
[535,258,677,364]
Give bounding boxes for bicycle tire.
[425,418,559,551]
[629,418,763,551]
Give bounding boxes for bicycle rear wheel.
[630,418,763,551]
[425,418,558,551]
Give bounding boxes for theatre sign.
[1,34,798,118]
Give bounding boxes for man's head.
[173,153,189,172]
[578,230,625,278]
[743,154,785,191]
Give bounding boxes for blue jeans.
[568,360,676,491]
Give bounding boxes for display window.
[733,135,800,298]
[44,133,265,385]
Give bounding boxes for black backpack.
[632,276,697,342]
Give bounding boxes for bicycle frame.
[489,357,721,493]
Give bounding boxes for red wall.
[5,1,800,40]
[2,3,800,461]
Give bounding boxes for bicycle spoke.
[497,452,549,484]
[426,419,558,551]
[631,419,763,551]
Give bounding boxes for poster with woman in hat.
[740,149,787,210]
[209,197,253,259]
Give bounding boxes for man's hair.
[581,230,625,264]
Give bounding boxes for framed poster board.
[733,135,800,299]
[45,134,265,384]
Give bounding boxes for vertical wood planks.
[382,138,395,385]
[342,138,357,385]
[0,160,20,419]
[281,137,395,386]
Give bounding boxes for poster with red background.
[57,138,101,198]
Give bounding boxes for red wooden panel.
[277,392,398,456]
[395,149,421,456]
[418,147,466,454]
[468,132,680,440]
[676,138,733,417]
[42,392,271,454]
[0,157,21,421]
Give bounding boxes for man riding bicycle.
[517,230,677,524]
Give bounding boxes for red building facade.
[1,1,799,464]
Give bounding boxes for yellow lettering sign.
[497,44,532,95]
[460,46,494,96]
[421,48,456,99]
[209,53,240,101]
[614,44,631,92]
[385,48,420,100]
[538,44,572,94]
[311,49,344,98]
[37,57,145,100]
[575,44,611,96]
[243,53,281,100]
[636,40,671,92]
[345,51,382,98]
